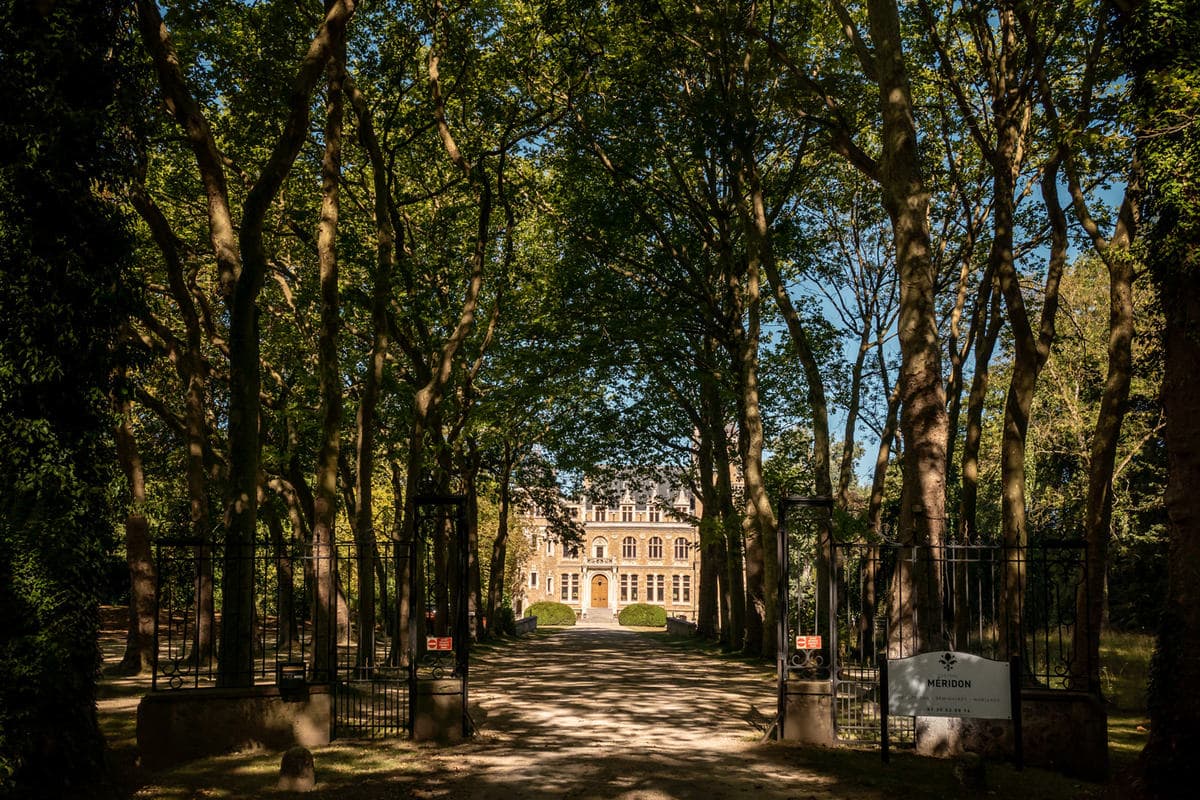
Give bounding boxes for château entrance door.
[590,574,608,607]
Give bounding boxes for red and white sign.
[426,636,454,652]
[795,635,823,650]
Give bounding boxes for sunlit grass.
[1100,629,1153,711]
[1100,629,1154,773]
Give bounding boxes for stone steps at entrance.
[580,607,614,624]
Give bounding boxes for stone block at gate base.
[915,690,1107,780]
[783,679,835,745]
[413,679,467,743]
[137,685,331,769]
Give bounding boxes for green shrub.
[493,604,517,636]
[525,601,576,626]
[618,603,667,627]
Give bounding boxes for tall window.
[594,505,607,522]
[621,505,633,522]
[547,576,554,595]
[671,575,693,603]
[649,508,661,523]
[648,574,664,603]
[648,537,663,560]
[630,574,639,600]
[674,537,689,561]
[566,543,579,558]
[621,536,637,559]
[560,573,570,600]
[592,536,607,559]
[529,569,538,588]
[546,538,555,556]
[570,574,580,600]
[620,573,631,601]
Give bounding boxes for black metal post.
[152,540,161,691]
[406,519,418,737]
[456,498,471,738]
[776,498,789,740]
[1011,655,1023,770]
[880,656,890,764]
[826,505,838,739]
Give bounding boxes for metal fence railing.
[778,501,1093,746]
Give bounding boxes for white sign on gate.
[887,651,1011,719]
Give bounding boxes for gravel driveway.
[408,624,836,799]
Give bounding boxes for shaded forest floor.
[97,608,1149,798]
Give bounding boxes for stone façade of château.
[515,477,700,622]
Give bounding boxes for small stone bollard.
[278,746,316,792]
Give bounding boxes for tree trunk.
[127,187,217,666]
[310,44,345,682]
[347,68,396,671]
[1139,255,1200,799]
[762,217,836,658]
[486,443,515,631]
[264,502,297,652]
[114,386,155,674]
[859,380,901,657]
[465,441,484,639]
[390,461,408,665]
[997,147,1067,663]
[1073,176,1139,692]
[704,361,743,648]
[958,289,1003,544]
[696,416,720,638]
[865,0,948,656]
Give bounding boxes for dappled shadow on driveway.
[401,625,848,799]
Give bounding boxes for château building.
[515,479,700,622]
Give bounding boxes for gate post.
[410,493,472,743]
[777,496,834,744]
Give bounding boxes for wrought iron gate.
[331,540,408,738]
[776,499,1092,746]
[408,493,473,739]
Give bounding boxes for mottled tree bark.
[114,383,155,674]
[865,0,948,656]
[310,38,346,682]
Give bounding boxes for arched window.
[648,536,663,560]
[592,536,608,559]
[622,536,637,559]
[674,537,689,561]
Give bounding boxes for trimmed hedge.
[525,601,577,626]
[618,603,667,627]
